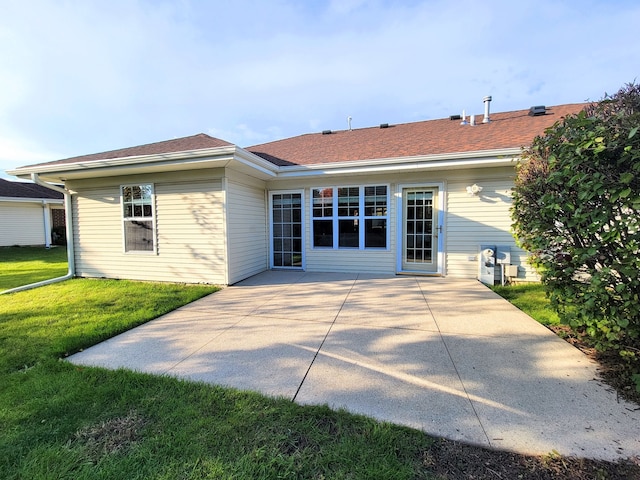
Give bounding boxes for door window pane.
[272,193,303,268]
[404,190,434,264]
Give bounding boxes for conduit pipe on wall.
[42,199,52,248]
[1,174,75,294]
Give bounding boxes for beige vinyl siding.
[444,168,537,281]
[0,202,45,246]
[70,170,227,284]
[63,163,537,284]
[154,180,226,283]
[72,186,122,278]
[225,175,268,284]
[305,249,396,274]
[269,167,535,280]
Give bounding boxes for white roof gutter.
[7,145,279,181]
[0,196,64,204]
[1,174,75,294]
[274,148,521,178]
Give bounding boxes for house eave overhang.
[272,148,522,178]
[7,146,279,182]
[7,146,523,183]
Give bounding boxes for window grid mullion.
[332,187,339,249]
[359,187,365,250]
[312,185,388,250]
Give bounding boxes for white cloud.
[0,0,638,163]
[207,123,284,146]
[0,135,62,179]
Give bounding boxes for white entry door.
[402,187,439,273]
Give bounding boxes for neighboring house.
[7,102,585,285]
[0,178,65,247]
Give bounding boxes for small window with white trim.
[121,184,155,252]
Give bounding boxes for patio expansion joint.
[291,274,360,403]
[160,317,249,375]
[416,278,493,448]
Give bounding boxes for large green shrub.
[512,83,640,389]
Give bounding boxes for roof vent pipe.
[347,116,352,131]
[483,95,492,123]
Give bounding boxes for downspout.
[42,200,52,248]
[1,174,75,294]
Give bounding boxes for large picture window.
[122,184,155,252]
[312,185,388,249]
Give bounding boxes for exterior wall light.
[466,184,483,196]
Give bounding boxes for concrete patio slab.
[168,316,331,398]
[68,271,640,462]
[294,324,490,445]
[71,315,241,373]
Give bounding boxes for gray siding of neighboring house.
[0,201,46,246]
[69,169,228,284]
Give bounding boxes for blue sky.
[2,0,639,179]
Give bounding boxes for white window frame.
[121,183,157,254]
[311,184,390,250]
[396,182,446,275]
[269,190,305,269]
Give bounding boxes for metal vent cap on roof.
[528,105,547,116]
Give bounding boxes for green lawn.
[1,265,634,478]
[0,246,68,291]
[0,279,436,479]
[491,283,561,325]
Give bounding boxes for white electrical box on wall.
[496,245,511,265]
[479,244,496,285]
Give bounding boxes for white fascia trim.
[233,148,279,177]
[275,148,521,178]
[8,145,279,180]
[0,196,64,204]
[7,145,240,176]
[7,146,522,180]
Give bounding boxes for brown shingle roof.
[21,133,233,169]
[16,104,587,174]
[0,178,63,199]
[247,103,587,166]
